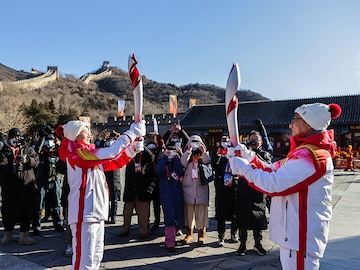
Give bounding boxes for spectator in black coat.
[119,145,155,239]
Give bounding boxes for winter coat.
[181,149,211,205]
[58,134,134,225]
[234,147,271,230]
[230,130,336,258]
[123,147,155,202]
[212,151,236,221]
[0,141,39,186]
[155,154,184,227]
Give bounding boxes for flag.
[189,98,197,108]
[169,95,178,115]
[118,100,125,117]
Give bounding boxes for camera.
[147,181,156,194]
[13,138,26,147]
[191,148,202,156]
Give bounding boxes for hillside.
[0,63,270,124]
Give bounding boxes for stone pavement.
[0,170,359,270]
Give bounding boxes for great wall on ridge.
[0,61,112,91]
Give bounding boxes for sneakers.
[236,244,247,256]
[18,232,35,245]
[151,223,159,231]
[55,225,65,232]
[229,234,239,243]
[64,245,73,257]
[1,231,13,245]
[176,229,183,236]
[166,246,176,252]
[254,242,267,256]
[119,230,130,237]
[218,238,225,247]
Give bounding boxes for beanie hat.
[295,103,342,131]
[62,120,90,142]
[8,128,22,138]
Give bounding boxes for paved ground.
[0,170,359,270]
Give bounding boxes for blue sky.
[2,0,360,101]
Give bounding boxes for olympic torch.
[128,54,143,123]
[225,63,241,147]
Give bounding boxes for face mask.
[168,150,177,160]
[44,140,55,148]
[221,142,228,148]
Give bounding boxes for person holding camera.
[155,143,184,252]
[180,135,211,246]
[212,135,239,247]
[34,134,65,234]
[119,144,155,240]
[0,128,40,245]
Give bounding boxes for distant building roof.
[180,94,360,132]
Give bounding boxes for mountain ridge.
[0,62,270,124]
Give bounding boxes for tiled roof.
[180,94,360,130]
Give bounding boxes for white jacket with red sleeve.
[229,130,337,258]
[59,134,134,225]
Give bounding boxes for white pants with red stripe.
[70,221,105,270]
[280,246,320,270]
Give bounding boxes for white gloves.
[125,138,145,158]
[226,146,235,159]
[131,120,146,138]
[226,143,255,161]
[123,120,146,142]
[228,156,249,176]
[236,143,255,161]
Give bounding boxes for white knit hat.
[63,120,90,142]
[295,103,342,131]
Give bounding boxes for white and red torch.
[128,54,143,123]
[225,63,241,147]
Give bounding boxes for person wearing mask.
[56,119,146,270]
[212,135,239,247]
[163,121,189,153]
[34,134,65,233]
[103,136,122,224]
[119,145,155,240]
[146,137,164,231]
[227,103,341,269]
[180,135,211,246]
[234,130,272,256]
[0,128,40,245]
[155,144,184,252]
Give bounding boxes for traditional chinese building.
[180,94,360,158]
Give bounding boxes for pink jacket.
[181,150,211,205]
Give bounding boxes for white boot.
[18,231,35,245]
[1,231,13,244]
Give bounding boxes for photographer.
[0,128,40,245]
[34,133,65,233]
[180,135,211,246]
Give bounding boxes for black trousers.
[239,228,263,242]
[1,180,38,232]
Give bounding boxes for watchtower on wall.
[47,66,59,79]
